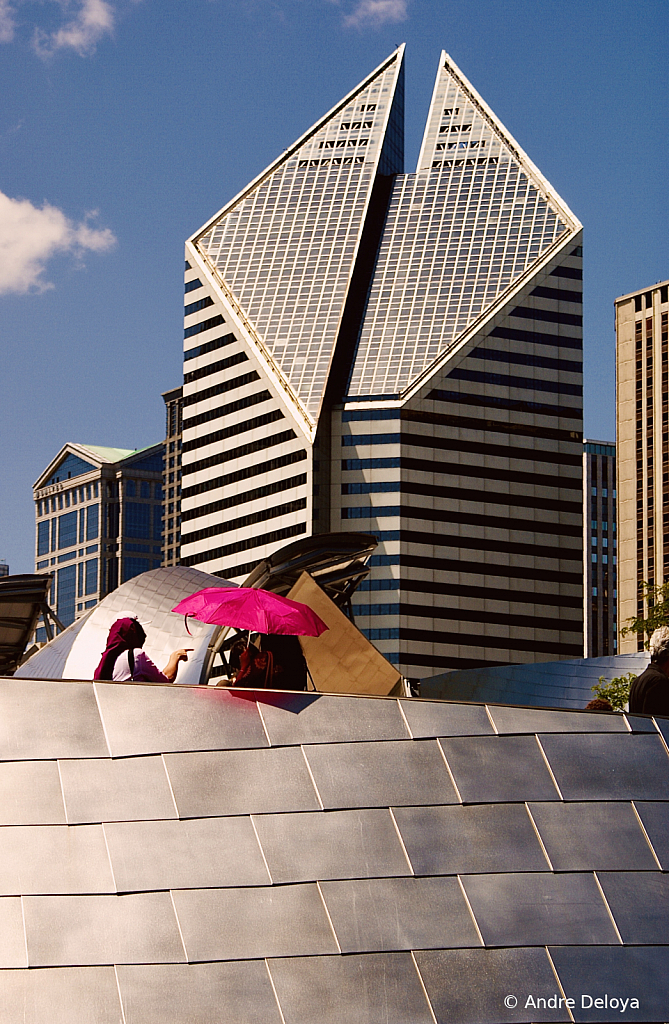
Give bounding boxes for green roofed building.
[33,442,165,633]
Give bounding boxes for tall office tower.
[583,440,617,657]
[616,279,669,653]
[162,386,183,567]
[181,48,584,677]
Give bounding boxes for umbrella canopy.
[171,587,328,637]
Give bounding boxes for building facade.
[583,439,617,657]
[616,279,669,652]
[180,47,584,677]
[162,386,183,567]
[33,443,164,632]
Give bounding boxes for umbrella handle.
[184,615,193,637]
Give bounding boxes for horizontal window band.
[182,409,284,454]
[347,405,582,443]
[184,314,225,339]
[184,347,246,385]
[343,505,582,542]
[510,305,582,328]
[352,600,582,632]
[393,546,583,584]
[446,367,583,398]
[467,347,582,375]
[184,295,214,317]
[550,265,583,281]
[214,561,265,582]
[389,576,583,609]
[181,522,307,568]
[182,429,297,476]
[488,325,582,351]
[184,332,237,362]
[180,498,307,546]
[342,431,582,467]
[530,285,582,304]
[397,652,548,670]
[426,388,576,420]
[183,371,260,408]
[181,449,307,500]
[342,478,581,515]
[183,391,271,431]
[399,627,583,657]
[181,473,307,523]
[401,454,581,494]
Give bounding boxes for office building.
[0,561,8,578]
[583,440,617,656]
[33,442,164,631]
[181,47,584,676]
[616,279,669,652]
[162,386,183,566]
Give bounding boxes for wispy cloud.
[34,0,115,57]
[0,190,116,295]
[342,0,408,29]
[0,0,15,42]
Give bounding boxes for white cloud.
[343,0,408,28]
[33,0,115,56]
[0,0,15,42]
[0,190,116,295]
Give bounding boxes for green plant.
[621,580,669,648]
[591,673,637,712]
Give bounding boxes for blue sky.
[1,0,667,572]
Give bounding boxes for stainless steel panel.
[487,705,628,734]
[59,756,177,824]
[267,952,434,1024]
[0,898,27,967]
[539,733,669,800]
[253,808,412,883]
[633,800,669,869]
[319,876,481,952]
[461,872,619,946]
[117,961,282,1024]
[400,700,494,738]
[0,824,114,895]
[415,947,570,1024]
[654,715,669,745]
[0,680,108,759]
[104,816,270,891]
[303,739,458,809]
[0,761,65,825]
[393,804,548,875]
[528,801,658,871]
[438,736,559,802]
[549,945,669,1022]
[94,682,268,757]
[164,747,319,818]
[596,871,669,943]
[172,884,338,960]
[624,714,658,732]
[24,892,185,966]
[0,966,122,1024]
[256,692,409,746]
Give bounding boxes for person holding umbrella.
[93,617,192,683]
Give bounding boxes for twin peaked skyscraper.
[181,48,584,677]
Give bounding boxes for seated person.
[629,626,669,717]
[94,617,191,683]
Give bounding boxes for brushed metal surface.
[117,962,282,1024]
[172,884,338,961]
[94,682,268,757]
[539,733,669,801]
[548,945,669,1022]
[393,804,548,875]
[527,801,658,871]
[302,739,458,809]
[24,893,185,966]
[487,705,628,734]
[438,735,559,803]
[0,897,28,967]
[163,746,319,818]
[104,816,270,891]
[624,714,659,733]
[633,801,669,869]
[319,876,481,952]
[252,808,412,883]
[596,872,669,943]
[0,824,114,895]
[654,715,669,745]
[59,756,177,824]
[461,872,619,946]
[0,760,65,825]
[0,966,122,1024]
[415,947,570,1024]
[399,700,494,738]
[0,680,108,760]
[267,952,434,1024]
[255,692,409,746]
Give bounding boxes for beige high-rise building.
[616,279,669,652]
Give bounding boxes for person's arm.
[162,648,192,682]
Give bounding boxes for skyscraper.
[181,47,584,677]
[583,439,617,657]
[616,279,669,652]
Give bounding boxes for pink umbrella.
[172,587,328,637]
